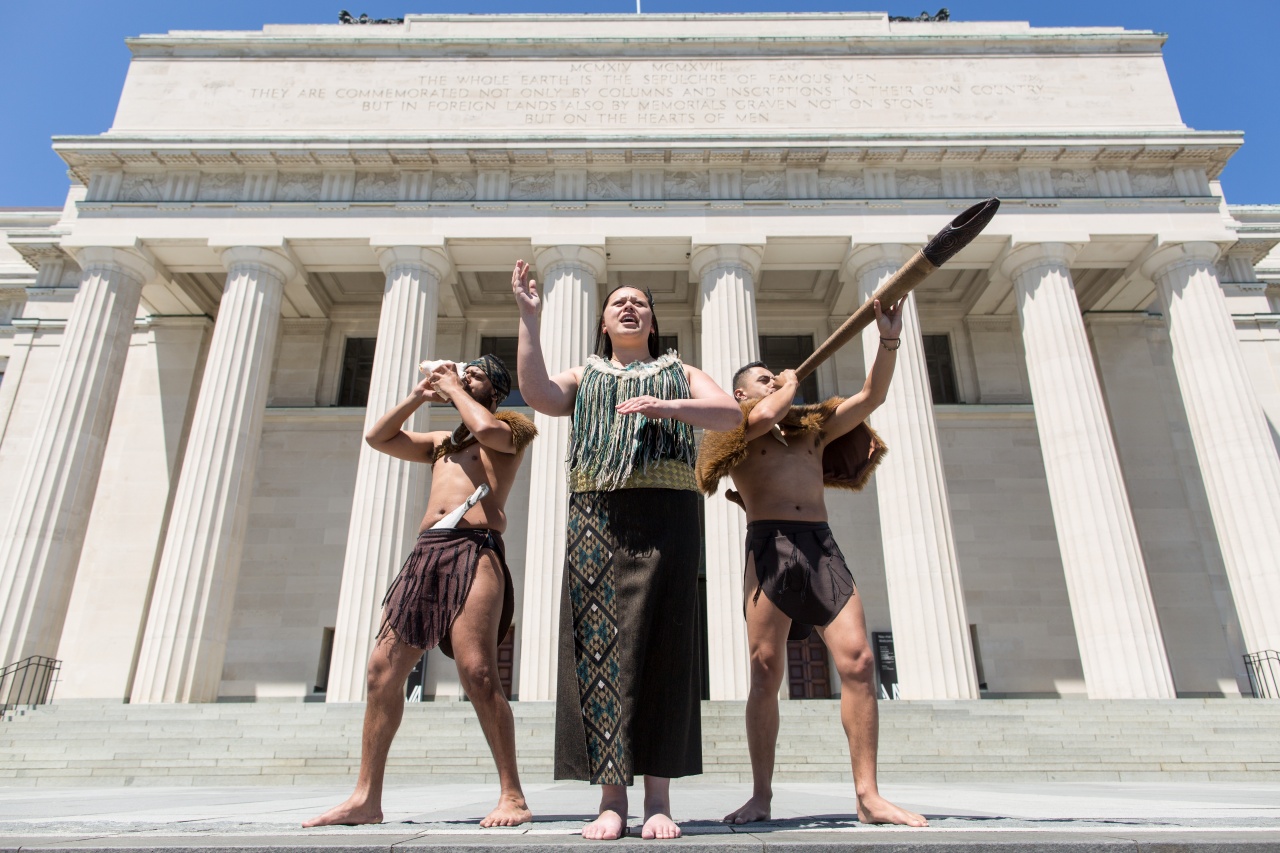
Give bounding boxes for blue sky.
[1,1,1274,207]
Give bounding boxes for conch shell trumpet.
[418,359,465,378]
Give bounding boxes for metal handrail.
[1244,650,1280,699]
[0,655,61,714]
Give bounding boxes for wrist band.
[880,337,902,351]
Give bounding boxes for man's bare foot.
[480,794,532,828]
[582,809,626,840]
[302,797,382,828]
[723,794,772,825]
[857,793,928,827]
[641,811,681,839]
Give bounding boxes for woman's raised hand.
[512,259,540,316]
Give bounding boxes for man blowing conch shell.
[306,354,536,829]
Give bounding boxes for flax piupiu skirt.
[554,488,703,785]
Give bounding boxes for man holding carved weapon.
[305,355,537,830]
[697,199,999,826]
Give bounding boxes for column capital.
[1140,241,1222,282]
[843,243,918,284]
[1000,241,1082,283]
[530,244,607,280]
[67,245,157,285]
[374,245,453,281]
[690,243,764,281]
[216,246,297,282]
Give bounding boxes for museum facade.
[1,12,1278,706]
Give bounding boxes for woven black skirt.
[554,488,703,785]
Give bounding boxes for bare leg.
[451,550,532,828]
[724,556,792,825]
[582,785,627,840]
[641,776,681,839]
[303,631,423,827]
[817,593,927,827]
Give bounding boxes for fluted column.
[517,244,604,700]
[852,245,979,700]
[130,247,291,703]
[1006,243,1175,699]
[0,247,153,664]
[692,242,763,700]
[1144,242,1280,654]
[327,245,450,702]
[0,319,37,446]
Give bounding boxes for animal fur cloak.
[695,397,886,501]
[433,410,538,462]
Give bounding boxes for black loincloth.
[378,527,514,659]
[555,489,703,786]
[746,520,856,641]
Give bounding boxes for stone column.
[326,245,450,702]
[0,320,37,446]
[691,243,763,701]
[852,245,979,700]
[0,247,152,665]
[1144,242,1280,655]
[130,247,291,703]
[517,244,604,701]
[1006,243,1175,699]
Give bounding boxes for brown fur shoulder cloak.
[695,397,886,498]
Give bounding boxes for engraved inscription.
[236,63,1044,129]
[117,53,1181,135]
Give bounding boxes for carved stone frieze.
[119,173,165,202]
[197,172,242,201]
[509,172,553,200]
[1129,170,1177,197]
[664,171,707,200]
[275,173,323,202]
[587,172,631,200]
[818,172,864,198]
[432,173,476,201]
[742,171,784,200]
[897,169,942,198]
[1051,169,1097,198]
[354,171,399,201]
[89,163,1205,206]
[976,168,1020,197]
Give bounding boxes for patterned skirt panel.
[554,489,703,785]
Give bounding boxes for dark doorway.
[759,335,821,403]
[497,625,515,699]
[338,337,377,406]
[787,632,833,699]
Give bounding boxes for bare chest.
[737,430,824,473]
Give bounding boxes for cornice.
[6,231,72,270]
[54,133,1241,179]
[124,16,1167,60]
[52,137,1242,218]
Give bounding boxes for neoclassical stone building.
[1,13,1278,706]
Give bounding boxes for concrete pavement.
[2,780,1279,851]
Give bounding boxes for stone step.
[4,699,1279,787]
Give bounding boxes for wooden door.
[787,632,833,699]
[497,625,515,699]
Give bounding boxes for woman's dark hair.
[594,284,660,359]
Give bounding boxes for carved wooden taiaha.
[794,197,1001,381]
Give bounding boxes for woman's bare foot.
[641,811,681,839]
[723,793,772,824]
[582,808,626,840]
[857,793,928,827]
[480,793,532,828]
[302,796,382,828]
